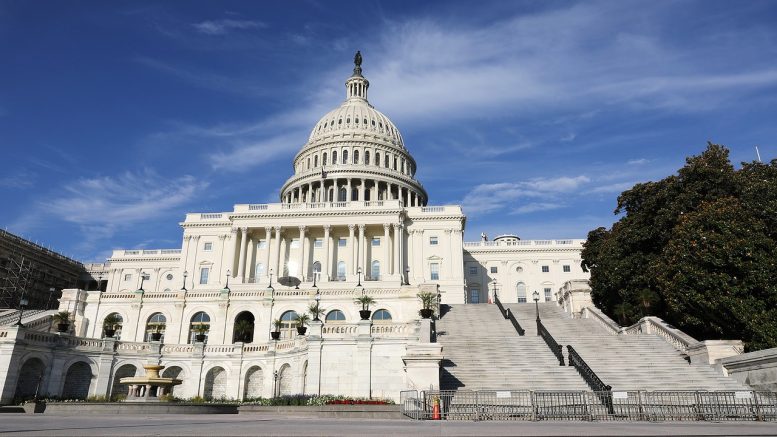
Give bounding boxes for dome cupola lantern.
[279,52,428,207]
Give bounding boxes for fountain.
[120,364,182,402]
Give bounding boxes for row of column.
[283,178,423,207]
[230,224,406,283]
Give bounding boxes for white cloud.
[209,132,304,171]
[627,158,649,165]
[192,19,265,35]
[589,182,635,194]
[510,202,564,215]
[461,175,591,216]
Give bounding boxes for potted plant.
[193,324,208,342]
[307,303,326,322]
[271,319,282,340]
[295,313,310,335]
[417,291,437,319]
[233,319,253,343]
[151,323,165,341]
[52,311,70,333]
[102,313,121,338]
[355,295,376,320]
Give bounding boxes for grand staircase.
[504,302,747,391]
[436,304,590,391]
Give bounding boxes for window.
[166,273,173,281]
[338,187,347,202]
[542,265,550,273]
[365,151,370,165]
[375,153,380,166]
[544,288,552,302]
[490,266,498,274]
[430,263,439,280]
[332,151,337,164]
[563,265,571,273]
[353,150,359,164]
[203,242,213,252]
[336,261,346,280]
[384,154,389,168]
[371,260,380,279]
[290,239,300,249]
[323,153,328,166]
[469,287,480,304]
[517,282,527,303]
[124,273,132,282]
[516,266,524,273]
[342,150,348,164]
[338,238,347,247]
[393,157,397,170]
[429,236,438,246]
[257,240,267,249]
[199,267,210,285]
[279,311,299,339]
[145,312,166,342]
[314,238,323,248]
[307,157,310,169]
[468,266,478,275]
[372,309,392,321]
[189,311,210,344]
[312,261,322,275]
[103,313,123,339]
[371,238,380,246]
[326,310,346,322]
[314,155,318,167]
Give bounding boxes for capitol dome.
[280,52,427,207]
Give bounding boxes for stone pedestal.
[402,343,443,391]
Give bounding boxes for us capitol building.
[0,54,592,403]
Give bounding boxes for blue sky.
[2,0,777,262]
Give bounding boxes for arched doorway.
[161,366,183,397]
[233,311,255,343]
[277,363,292,396]
[15,357,45,399]
[243,366,263,399]
[110,364,137,400]
[103,313,123,339]
[188,311,210,344]
[203,366,226,400]
[62,361,93,399]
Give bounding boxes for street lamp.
[138,272,149,292]
[533,290,540,321]
[357,267,362,287]
[181,271,188,291]
[312,271,318,288]
[273,370,279,398]
[491,280,498,303]
[47,287,56,310]
[224,269,231,291]
[405,266,410,285]
[97,274,103,292]
[268,268,274,289]
[14,293,29,327]
[313,289,321,321]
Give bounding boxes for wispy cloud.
[461,175,591,216]
[627,158,649,165]
[192,19,266,35]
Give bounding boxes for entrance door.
[469,288,480,304]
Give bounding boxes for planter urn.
[359,310,372,320]
[56,323,69,333]
[296,326,307,335]
[420,309,434,319]
[270,331,281,340]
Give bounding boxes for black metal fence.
[400,389,777,422]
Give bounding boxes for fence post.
[753,391,762,422]
[637,390,645,422]
[694,391,703,421]
[530,390,537,421]
[475,390,480,421]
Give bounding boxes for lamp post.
[405,266,410,285]
[224,269,231,291]
[314,289,321,321]
[268,269,275,341]
[357,267,362,287]
[14,292,29,327]
[47,287,55,310]
[491,280,498,303]
[273,370,279,398]
[138,272,149,292]
[312,271,318,288]
[181,271,188,291]
[533,290,540,321]
[268,268,274,289]
[97,274,103,292]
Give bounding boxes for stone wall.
[718,347,777,391]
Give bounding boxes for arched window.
[342,150,348,164]
[375,153,380,166]
[279,311,299,339]
[332,151,337,165]
[145,312,166,342]
[314,155,318,167]
[307,157,310,170]
[372,309,392,322]
[394,157,398,170]
[255,263,265,280]
[322,152,328,166]
[384,154,389,168]
[353,150,359,164]
[103,313,123,339]
[365,151,370,165]
[338,187,347,202]
[371,260,380,280]
[233,311,255,343]
[189,311,211,344]
[326,310,346,322]
[517,282,527,303]
[336,261,346,281]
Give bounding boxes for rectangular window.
[468,266,478,275]
[542,265,550,273]
[563,265,571,273]
[203,242,213,252]
[290,238,300,249]
[429,236,438,246]
[199,268,209,285]
[314,238,323,248]
[544,288,552,302]
[430,263,440,280]
[124,274,132,282]
[257,240,267,249]
[371,238,381,246]
[490,266,498,274]
[338,238,347,247]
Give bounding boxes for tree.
[582,143,777,350]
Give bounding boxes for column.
[264,227,272,280]
[298,226,306,280]
[323,225,331,281]
[359,179,365,202]
[346,178,352,202]
[274,226,282,276]
[398,224,405,281]
[237,227,248,281]
[384,224,392,276]
[407,229,414,282]
[348,224,356,276]
[358,224,366,277]
[372,182,378,201]
[393,224,401,278]
[182,235,192,268]
[307,183,312,203]
[445,229,453,280]
[218,234,228,281]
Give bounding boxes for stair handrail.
[567,345,611,392]
[537,319,564,365]
[494,296,525,336]
[581,306,622,335]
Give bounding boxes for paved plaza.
[0,414,776,436]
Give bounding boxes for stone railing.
[371,322,416,337]
[232,200,403,214]
[111,249,181,257]
[161,344,195,354]
[322,324,358,337]
[463,239,584,248]
[623,316,698,353]
[581,306,622,335]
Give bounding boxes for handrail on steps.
[567,345,614,414]
[495,295,524,336]
[537,319,564,366]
